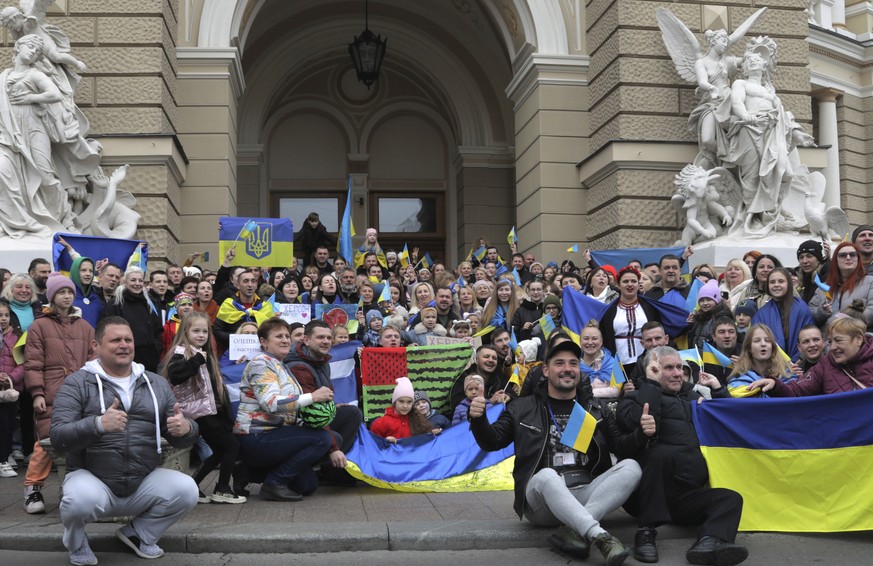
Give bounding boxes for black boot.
[686,536,748,566]
[634,528,659,563]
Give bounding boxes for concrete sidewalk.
[1,468,871,560]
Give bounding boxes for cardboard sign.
[275,303,311,324]
[228,334,261,362]
[425,335,481,367]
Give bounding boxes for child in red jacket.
[369,377,431,443]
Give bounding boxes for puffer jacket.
[49,360,198,497]
[369,406,411,439]
[24,308,95,438]
[470,379,613,518]
[102,290,163,372]
[771,335,873,396]
[0,329,24,391]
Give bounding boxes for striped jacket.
[234,352,305,435]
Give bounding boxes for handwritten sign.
[275,303,310,324]
[425,335,481,367]
[228,334,261,362]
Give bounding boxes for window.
[276,196,341,232]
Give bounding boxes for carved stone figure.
[671,164,742,246]
[0,2,137,241]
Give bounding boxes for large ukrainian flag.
[693,389,873,532]
[218,217,294,267]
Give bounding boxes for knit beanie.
[543,294,562,311]
[518,337,541,361]
[413,390,431,409]
[796,240,825,264]
[852,225,873,243]
[420,305,437,317]
[366,310,383,327]
[174,292,195,306]
[392,377,415,403]
[366,228,377,238]
[697,279,721,304]
[601,265,617,280]
[464,374,485,390]
[45,272,75,304]
[735,299,758,317]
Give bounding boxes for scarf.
[216,295,275,326]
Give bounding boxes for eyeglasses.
[544,305,560,311]
[838,252,858,259]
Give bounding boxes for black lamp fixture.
[348,0,387,89]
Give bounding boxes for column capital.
[812,87,843,102]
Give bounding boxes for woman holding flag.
[479,279,520,338]
[809,242,873,330]
[752,268,814,361]
[726,324,795,397]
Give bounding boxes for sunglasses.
[838,252,858,259]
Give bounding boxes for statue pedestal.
[0,236,54,273]
[687,234,818,270]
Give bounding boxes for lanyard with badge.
[547,400,587,467]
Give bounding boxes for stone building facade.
[16,0,873,268]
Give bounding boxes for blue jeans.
[237,425,331,495]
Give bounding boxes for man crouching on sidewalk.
[469,340,641,565]
[51,317,199,565]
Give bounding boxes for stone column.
[175,47,244,266]
[454,148,515,259]
[505,50,589,261]
[813,88,842,209]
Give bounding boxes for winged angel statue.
[0,0,138,240]
[658,8,847,243]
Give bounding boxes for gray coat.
[50,362,198,497]
[809,275,873,329]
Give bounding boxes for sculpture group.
[658,7,849,245]
[0,0,138,241]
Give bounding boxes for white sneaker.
[7,455,17,469]
[0,461,16,478]
[24,485,45,514]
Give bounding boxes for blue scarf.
[9,300,34,331]
[751,297,814,361]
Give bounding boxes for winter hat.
[413,390,431,409]
[601,265,617,280]
[174,292,195,307]
[46,272,75,304]
[518,337,541,361]
[735,299,758,317]
[543,294,562,311]
[392,377,415,403]
[366,310,383,327]
[449,319,471,337]
[366,228,377,238]
[394,305,409,320]
[420,305,437,317]
[852,225,873,243]
[796,240,825,264]
[697,280,721,304]
[546,261,559,269]
[464,374,485,390]
[183,266,202,278]
[386,251,397,260]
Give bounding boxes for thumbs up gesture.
[468,383,487,419]
[640,402,656,437]
[167,402,191,437]
[101,398,128,433]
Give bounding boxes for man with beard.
[337,267,359,304]
[28,258,51,304]
[434,286,460,330]
[450,344,509,411]
[470,340,640,564]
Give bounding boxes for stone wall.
[838,93,873,226]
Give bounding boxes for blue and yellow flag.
[590,246,690,274]
[473,245,487,262]
[678,347,703,367]
[507,226,518,245]
[702,342,733,367]
[606,355,627,389]
[511,266,522,286]
[561,287,609,344]
[219,217,294,267]
[338,178,356,265]
[377,280,391,304]
[399,243,410,268]
[567,244,579,253]
[684,278,704,312]
[694,389,873,532]
[53,233,148,275]
[538,314,556,339]
[559,401,597,453]
[419,252,433,270]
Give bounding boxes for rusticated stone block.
[95,76,163,105]
[75,47,164,74]
[837,105,864,126]
[592,114,694,149]
[590,228,680,250]
[728,6,810,37]
[586,5,620,51]
[72,0,166,15]
[840,164,867,184]
[586,0,617,30]
[752,0,808,10]
[587,169,677,211]
[74,76,94,107]
[46,16,96,44]
[590,86,680,129]
[840,148,867,169]
[96,16,165,44]
[85,107,171,134]
[771,66,811,94]
[586,198,679,240]
[618,2,701,30]
[779,93,812,121]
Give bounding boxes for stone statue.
[656,7,767,169]
[0,3,137,241]
[670,164,742,246]
[658,8,842,244]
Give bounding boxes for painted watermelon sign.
[314,303,360,334]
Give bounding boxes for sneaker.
[197,490,211,504]
[11,449,24,461]
[24,485,45,514]
[116,524,164,559]
[211,486,246,504]
[0,461,16,478]
[547,524,590,559]
[69,537,98,566]
[592,532,631,566]
[7,455,18,469]
[633,527,659,563]
[686,535,748,566]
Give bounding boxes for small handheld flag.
[814,273,831,295]
[538,314,556,339]
[378,281,391,304]
[238,219,258,241]
[567,244,579,253]
[559,402,597,453]
[511,266,522,286]
[473,245,487,262]
[679,347,703,367]
[507,226,518,245]
[607,357,627,389]
[338,177,356,265]
[399,243,410,268]
[702,342,733,367]
[776,343,792,364]
[357,296,364,311]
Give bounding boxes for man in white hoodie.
[50,316,199,566]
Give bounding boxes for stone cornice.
[505,48,589,111]
[176,47,246,100]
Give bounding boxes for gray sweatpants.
[524,459,642,539]
[60,468,198,551]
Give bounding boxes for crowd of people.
[3,220,873,565]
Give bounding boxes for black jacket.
[471,380,613,518]
[295,222,337,266]
[101,290,164,372]
[511,299,543,342]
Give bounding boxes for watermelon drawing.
[323,307,349,329]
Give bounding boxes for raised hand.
[101,398,128,433]
[167,403,191,437]
[640,403,657,436]
[469,383,487,418]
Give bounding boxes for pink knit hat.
[392,377,415,403]
[366,228,377,238]
[46,272,75,304]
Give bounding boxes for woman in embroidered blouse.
[600,266,662,376]
[233,318,332,501]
